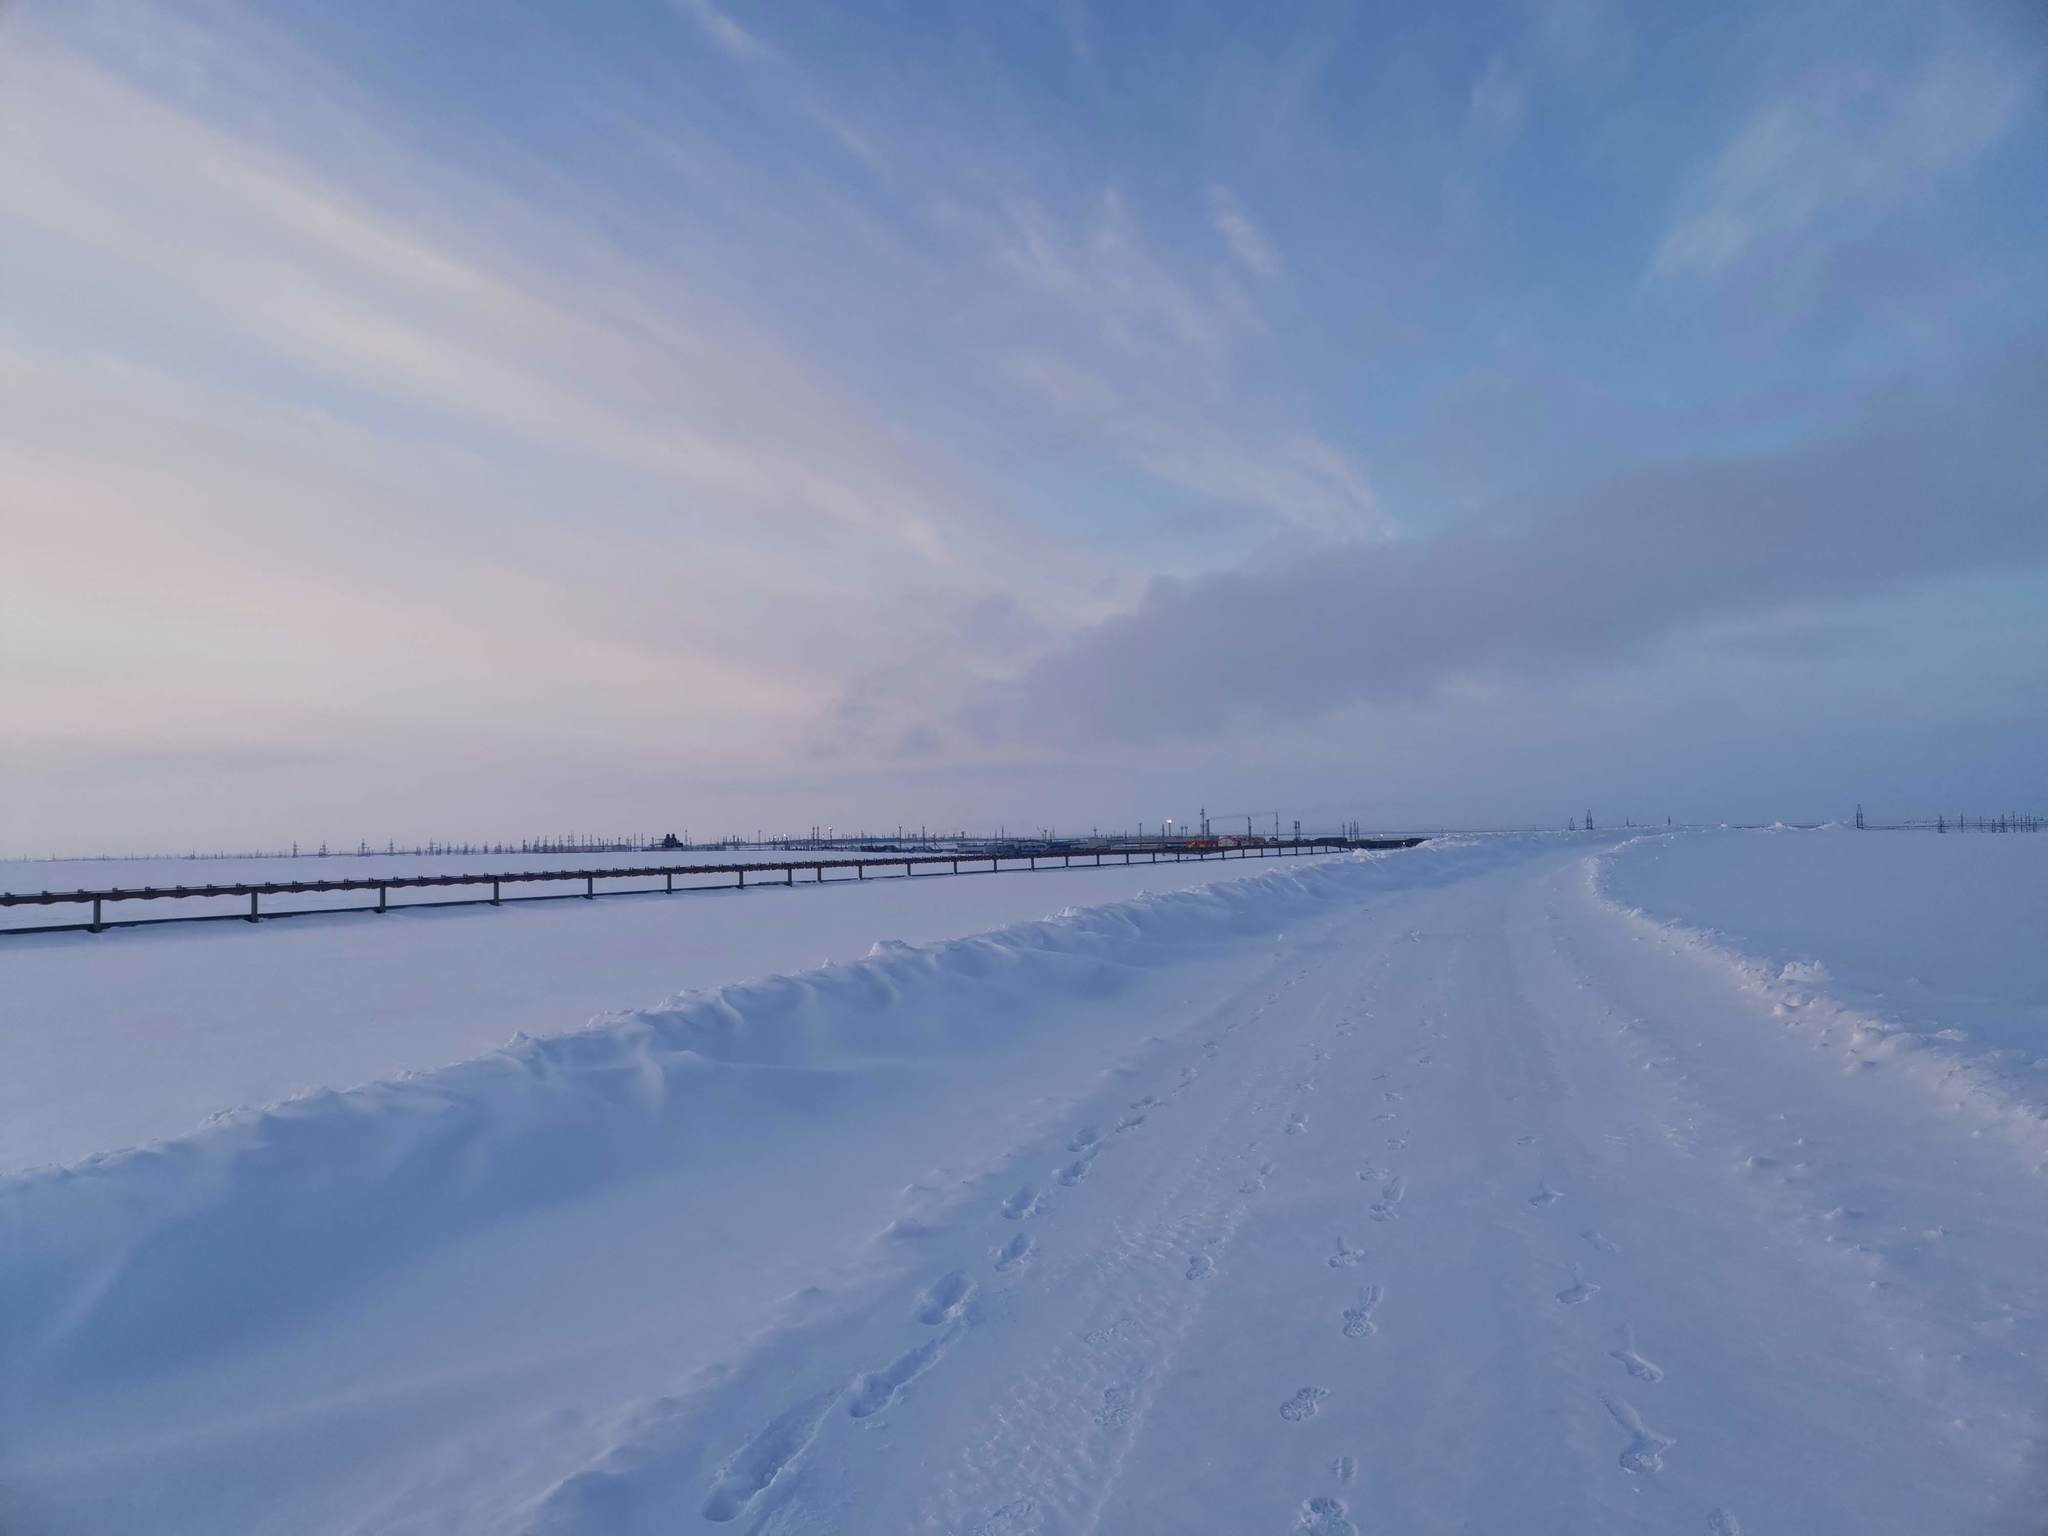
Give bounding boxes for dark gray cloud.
[995,342,2048,743]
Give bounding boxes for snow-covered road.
[4,837,2042,1533]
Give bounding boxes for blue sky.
[2,0,2043,852]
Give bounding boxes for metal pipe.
[3,840,1428,937]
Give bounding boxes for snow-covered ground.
[2,831,2042,1533]
[0,851,1341,1172]
[1604,826,2048,1126]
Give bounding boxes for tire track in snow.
[922,986,1341,1535]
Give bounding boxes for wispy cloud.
[1466,55,1527,143]
[0,36,976,566]
[672,0,773,62]
[989,191,1250,361]
[1653,33,2033,284]
[1003,351,1383,540]
[1208,185,1283,277]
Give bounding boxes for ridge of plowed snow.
[0,839,1504,1393]
[1591,837,2048,1170]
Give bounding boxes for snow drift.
[1592,830,2048,1169]
[0,839,1500,1394]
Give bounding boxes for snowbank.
[2,848,1362,1172]
[0,839,1504,1395]
[1593,828,2048,1168]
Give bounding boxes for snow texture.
[0,849,1337,1171]
[1,831,2042,1533]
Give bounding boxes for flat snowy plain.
[1,830,2042,1533]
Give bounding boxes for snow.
[2,832,2043,1533]
[1602,826,2048,1164]
[0,850,1342,1172]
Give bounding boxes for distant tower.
[1585,809,1594,831]
[1855,803,1865,830]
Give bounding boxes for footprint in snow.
[1368,1179,1400,1228]
[1328,1238,1367,1269]
[1093,1386,1134,1429]
[1342,1285,1382,1338]
[1082,1317,1134,1348]
[1331,1455,1357,1484]
[1184,1253,1215,1281]
[1297,1495,1358,1535]
[1056,1153,1096,1187]
[969,1497,1041,1536]
[1582,1229,1620,1253]
[1067,1126,1102,1153]
[848,1322,965,1420]
[1555,1277,1600,1306]
[1610,1324,1663,1382]
[1529,1185,1563,1207]
[1706,1509,1743,1535]
[700,1388,841,1523]
[1002,1185,1042,1220]
[1603,1395,1674,1473]
[1280,1387,1329,1422]
[993,1233,1034,1273]
[915,1271,975,1326]
[1286,1111,1309,1135]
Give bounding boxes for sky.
[2,0,2043,854]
